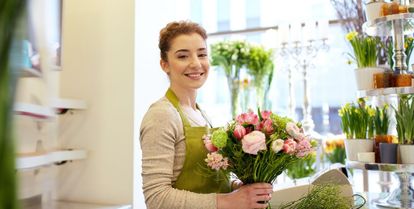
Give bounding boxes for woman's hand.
[217,183,273,209]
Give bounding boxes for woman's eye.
[198,53,208,58]
[177,55,188,59]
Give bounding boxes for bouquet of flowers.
[203,109,316,186]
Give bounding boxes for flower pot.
[365,1,385,22]
[374,135,393,162]
[373,71,393,88]
[354,67,385,90]
[394,73,412,87]
[399,144,414,164]
[379,143,398,164]
[344,139,374,161]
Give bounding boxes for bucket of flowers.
[203,109,316,208]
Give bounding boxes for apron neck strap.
[165,88,191,127]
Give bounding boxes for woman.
[140,20,272,209]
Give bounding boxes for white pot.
[344,139,374,161]
[365,1,385,23]
[399,144,414,164]
[354,67,385,90]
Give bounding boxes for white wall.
[135,0,190,208]
[58,0,134,205]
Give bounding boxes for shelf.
[363,13,414,36]
[346,160,414,172]
[51,98,87,110]
[51,201,131,209]
[14,103,54,120]
[20,68,42,78]
[356,86,414,98]
[16,149,87,170]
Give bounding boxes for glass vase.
[227,77,240,118]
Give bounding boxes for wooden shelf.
[14,103,54,119]
[16,150,87,170]
[20,68,42,78]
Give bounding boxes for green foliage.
[386,36,414,70]
[1,0,27,209]
[326,147,346,164]
[285,154,316,179]
[246,45,274,88]
[278,184,353,209]
[374,105,390,136]
[269,114,294,141]
[394,95,414,144]
[338,99,375,139]
[210,40,250,79]
[346,31,381,68]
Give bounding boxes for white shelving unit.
[16,149,88,170]
[51,98,87,110]
[14,103,54,119]
[21,68,42,78]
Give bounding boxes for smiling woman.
[139,20,273,209]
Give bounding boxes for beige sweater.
[140,97,217,209]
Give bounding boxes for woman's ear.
[160,59,170,74]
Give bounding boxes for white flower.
[271,139,284,153]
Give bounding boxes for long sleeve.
[140,98,217,209]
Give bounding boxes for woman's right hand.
[217,183,273,209]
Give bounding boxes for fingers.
[250,183,273,189]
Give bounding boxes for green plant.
[285,154,316,179]
[210,40,251,117]
[346,31,381,68]
[1,0,27,209]
[394,95,414,144]
[278,184,353,209]
[246,45,274,110]
[338,98,375,139]
[386,36,414,70]
[374,105,390,136]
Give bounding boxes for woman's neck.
[170,86,197,110]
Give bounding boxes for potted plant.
[246,44,274,110]
[1,0,27,208]
[394,95,414,164]
[346,31,384,90]
[372,105,397,163]
[211,40,250,118]
[339,99,375,161]
[386,36,414,87]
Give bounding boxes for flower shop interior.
[6,0,414,208]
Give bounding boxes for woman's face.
[161,33,209,92]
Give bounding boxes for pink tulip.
[236,110,259,126]
[204,139,218,152]
[261,110,272,120]
[283,138,297,155]
[241,131,267,155]
[260,119,274,135]
[233,124,246,140]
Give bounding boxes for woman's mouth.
[185,72,204,79]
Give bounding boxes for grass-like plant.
[1,1,27,209]
[386,36,414,70]
[278,184,355,209]
[374,105,390,136]
[346,31,380,68]
[394,95,414,144]
[338,99,375,139]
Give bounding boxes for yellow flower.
[346,31,358,41]
[367,106,375,117]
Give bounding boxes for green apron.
[166,89,230,193]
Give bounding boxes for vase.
[374,135,393,163]
[344,139,374,161]
[354,67,385,90]
[379,143,398,164]
[227,77,240,118]
[394,73,412,87]
[365,0,384,22]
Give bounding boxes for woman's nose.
[189,56,202,68]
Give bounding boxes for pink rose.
[261,110,272,120]
[283,138,297,155]
[241,131,267,155]
[236,110,259,126]
[286,122,302,139]
[271,139,284,153]
[204,139,218,152]
[233,124,246,140]
[296,139,312,158]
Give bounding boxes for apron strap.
[165,89,191,128]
